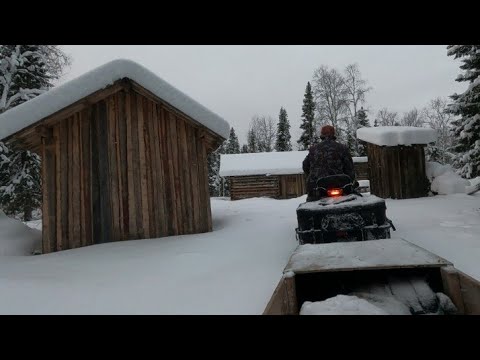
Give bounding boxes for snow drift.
[0,210,42,256]
[426,162,470,195]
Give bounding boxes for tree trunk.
[23,207,33,222]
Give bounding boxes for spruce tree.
[225,127,240,154]
[0,149,41,220]
[0,45,69,220]
[247,129,257,153]
[447,45,480,178]
[208,141,227,196]
[297,82,316,150]
[357,107,370,127]
[241,144,249,153]
[275,107,292,151]
[356,107,370,156]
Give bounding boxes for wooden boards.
[40,87,216,253]
[366,143,429,199]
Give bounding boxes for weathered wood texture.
[264,266,480,315]
[279,174,306,199]
[263,276,298,315]
[366,143,429,199]
[229,161,368,201]
[446,268,480,315]
[40,87,216,253]
[229,175,280,200]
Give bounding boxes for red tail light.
[327,188,343,197]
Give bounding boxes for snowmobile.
[295,174,395,244]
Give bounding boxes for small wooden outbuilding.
[357,126,437,199]
[0,59,230,253]
[219,151,369,200]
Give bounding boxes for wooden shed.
[0,59,230,253]
[357,126,437,199]
[219,151,369,201]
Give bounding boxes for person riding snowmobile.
[302,125,357,202]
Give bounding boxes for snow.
[1,192,480,314]
[0,59,230,141]
[431,172,470,195]
[220,151,367,177]
[0,210,41,256]
[350,292,411,315]
[300,295,389,315]
[357,126,437,147]
[469,177,480,187]
[353,157,368,163]
[426,162,470,195]
[425,162,453,182]
[0,197,299,314]
[358,180,370,188]
[286,239,449,274]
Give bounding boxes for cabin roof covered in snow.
[0,59,230,141]
[285,238,451,274]
[219,151,367,177]
[357,126,437,147]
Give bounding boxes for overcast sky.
[60,45,465,145]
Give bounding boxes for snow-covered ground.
[1,192,479,314]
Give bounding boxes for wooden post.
[40,131,56,254]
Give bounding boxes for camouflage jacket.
[302,138,355,193]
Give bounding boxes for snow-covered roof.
[0,59,230,141]
[219,151,368,177]
[357,126,437,147]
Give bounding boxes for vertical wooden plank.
[168,112,186,234]
[137,94,150,238]
[108,95,120,242]
[97,100,112,244]
[67,116,74,249]
[187,125,201,232]
[117,91,129,238]
[78,113,85,247]
[130,92,143,238]
[114,94,124,240]
[143,99,156,237]
[167,110,181,234]
[90,104,102,244]
[178,118,193,234]
[441,266,465,314]
[41,137,56,253]
[160,107,175,235]
[150,102,163,236]
[59,121,69,251]
[125,91,137,238]
[41,139,49,254]
[284,276,298,315]
[457,270,480,315]
[71,113,81,248]
[54,126,62,252]
[81,109,92,246]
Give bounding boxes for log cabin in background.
[219,151,369,200]
[357,126,437,200]
[0,59,230,253]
